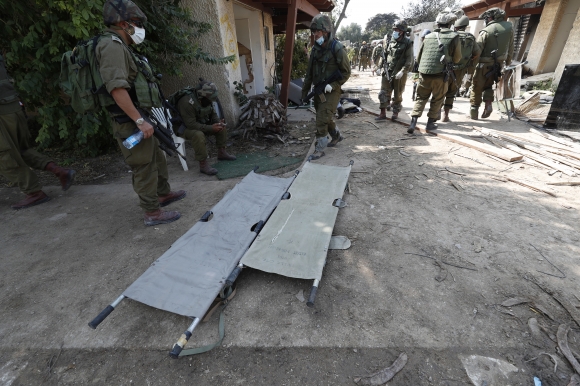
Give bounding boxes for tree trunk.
[333,0,350,33]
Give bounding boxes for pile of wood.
[233,93,287,138]
[514,91,551,123]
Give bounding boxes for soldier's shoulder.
[332,39,345,51]
[97,33,127,51]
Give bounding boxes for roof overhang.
[462,0,543,19]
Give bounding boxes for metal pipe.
[88,295,125,329]
[169,317,201,359]
[306,279,320,308]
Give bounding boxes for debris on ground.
[354,352,407,385]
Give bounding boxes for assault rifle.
[412,82,418,101]
[137,107,186,160]
[302,69,344,104]
[485,49,502,83]
[380,36,391,81]
[440,55,456,84]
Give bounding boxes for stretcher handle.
[226,265,243,287]
[306,285,318,308]
[253,220,265,234]
[200,211,212,222]
[169,331,192,359]
[88,305,114,329]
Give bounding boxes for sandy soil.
[1,69,580,385]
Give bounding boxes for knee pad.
[378,90,389,104]
[315,136,329,152]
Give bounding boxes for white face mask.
[392,31,400,40]
[315,36,325,45]
[130,25,146,45]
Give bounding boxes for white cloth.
[395,70,404,79]
[324,84,333,93]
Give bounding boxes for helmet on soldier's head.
[420,29,432,38]
[362,41,367,45]
[103,0,147,25]
[310,14,333,35]
[480,7,506,22]
[393,20,408,32]
[455,15,470,28]
[436,8,458,25]
[197,82,218,102]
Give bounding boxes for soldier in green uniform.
[174,82,236,175]
[408,10,462,133]
[371,41,383,76]
[469,7,514,119]
[352,42,360,69]
[0,55,76,209]
[442,15,481,122]
[98,0,185,226]
[302,14,351,160]
[358,42,370,71]
[375,20,414,121]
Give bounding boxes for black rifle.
[440,55,456,84]
[380,36,391,81]
[137,107,186,160]
[412,82,417,101]
[485,49,502,83]
[302,69,344,104]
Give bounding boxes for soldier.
[442,15,481,122]
[408,10,461,133]
[358,42,370,71]
[469,7,514,119]
[351,42,360,69]
[302,14,351,160]
[376,20,414,121]
[371,41,383,76]
[98,0,185,226]
[0,55,76,210]
[174,82,236,175]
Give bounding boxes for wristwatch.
[135,118,145,126]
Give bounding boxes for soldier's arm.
[402,41,414,72]
[452,36,462,64]
[211,108,220,125]
[416,42,424,65]
[302,64,313,100]
[471,38,482,63]
[177,95,213,135]
[331,47,351,89]
[476,31,488,56]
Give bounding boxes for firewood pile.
[233,93,287,138]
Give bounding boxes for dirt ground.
[2,69,580,386]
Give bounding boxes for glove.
[324,84,333,93]
[395,70,404,80]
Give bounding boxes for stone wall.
[553,10,580,83]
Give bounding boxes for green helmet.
[103,0,147,25]
[480,7,506,22]
[436,8,457,25]
[455,15,470,28]
[310,14,333,34]
[393,20,408,31]
[197,82,218,102]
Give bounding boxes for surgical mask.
[393,31,400,39]
[130,25,146,45]
[315,36,325,45]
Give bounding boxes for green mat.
[212,152,302,180]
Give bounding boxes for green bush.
[274,34,309,83]
[1,0,234,156]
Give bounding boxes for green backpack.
[167,86,196,108]
[59,36,116,114]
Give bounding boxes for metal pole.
[88,295,125,329]
[306,279,320,307]
[169,317,201,359]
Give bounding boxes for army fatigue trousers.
[460,66,475,94]
[470,63,498,107]
[379,71,407,111]
[313,87,341,139]
[182,128,227,161]
[359,57,369,71]
[411,73,448,119]
[0,110,52,194]
[443,67,468,109]
[112,119,171,212]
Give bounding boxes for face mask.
[392,31,400,39]
[129,24,146,45]
[315,36,325,45]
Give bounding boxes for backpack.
[167,86,196,108]
[59,36,115,114]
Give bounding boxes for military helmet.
[436,7,457,24]
[393,20,408,31]
[362,41,367,45]
[310,14,332,33]
[455,15,470,28]
[420,29,432,38]
[480,7,506,22]
[103,0,147,25]
[197,82,218,102]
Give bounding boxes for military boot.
[217,148,236,161]
[375,108,387,121]
[199,160,218,175]
[158,190,186,207]
[481,101,493,118]
[442,108,450,122]
[328,128,343,147]
[386,104,392,112]
[45,162,76,191]
[391,109,399,120]
[469,106,478,120]
[425,118,438,132]
[11,191,51,210]
[407,116,418,134]
[143,209,181,226]
[310,136,328,160]
[337,104,345,119]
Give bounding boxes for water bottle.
[123,131,144,149]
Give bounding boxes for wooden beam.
[280,0,298,108]
[236,0,268,12]
[272,13,312,24]
[507,6,544,16]
[296,0,320,17]
[463,0,537,19]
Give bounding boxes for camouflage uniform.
[358,43,370,71]
[0,54,75,209]
[469,8,514,119]
[302,14,351,158]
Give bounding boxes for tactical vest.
[309,39,344,85]
[360,45,369,57]
[418,29,458,75]
[456,31,476,70]
[0,54,20,109]
[479,20,513,62]
[170,87,214,124]
[386,37,412,73]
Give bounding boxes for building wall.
[162,0,242,128]
[544,0,580,71]
[554,8,580,83]
[527,0,570,74]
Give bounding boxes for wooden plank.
[279,0,298,108]
[492,176,557,197]
[502,144,578,177]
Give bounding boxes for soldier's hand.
[139,121,154,139]
[395,70,404,79]
[212,122,225,133]
[324,84,333,93]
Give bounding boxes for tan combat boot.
[217,148,236,161]
[200,160,218,175]
[442,108,450,122]
[375,108,387,121]
[143,209,181,226]
[11,191,51,210]
[481,101,493,118]
[45,162,76,191]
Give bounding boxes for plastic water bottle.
[123,131,144,149]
